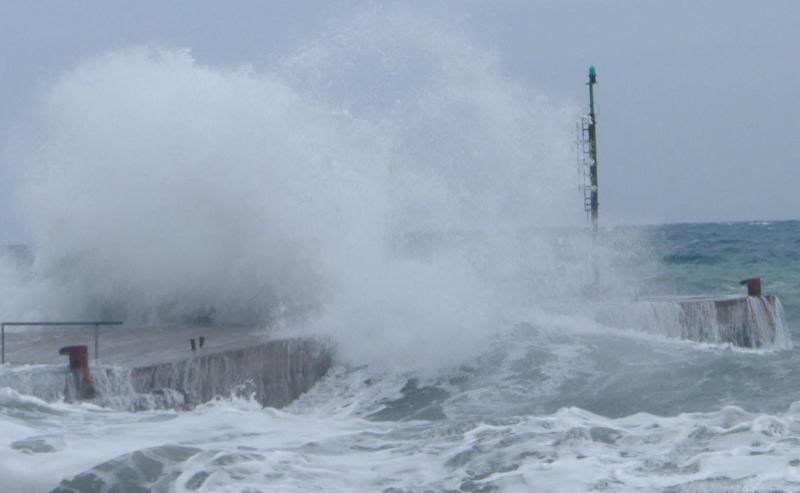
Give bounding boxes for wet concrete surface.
[1,324,272,367]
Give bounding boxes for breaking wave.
[0,11,651,372]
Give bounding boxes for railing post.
[94,324,99,362]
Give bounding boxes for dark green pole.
[587,66,599,234]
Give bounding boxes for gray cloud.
[0,0,797,242]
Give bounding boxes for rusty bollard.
[740,278,762,297]
[58,345,96,400]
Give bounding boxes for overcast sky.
[0,0,797,243]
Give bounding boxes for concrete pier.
[586,294,789,348]
[675,294,784,347]
[0,325,332,410]
[129,338,331,409]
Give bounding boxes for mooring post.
[59,345,96,399]
[740,278,762,297]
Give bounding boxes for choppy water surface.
[1,220,799,492]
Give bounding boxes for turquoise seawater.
[546,220,800,417]
[648,220,800,321]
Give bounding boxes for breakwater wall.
[0,329,332,410]
[129,338,331,409]
[586,294,790,348]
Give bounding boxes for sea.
[2,220,800,493]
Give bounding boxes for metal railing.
[1,321,124,364]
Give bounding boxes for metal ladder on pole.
[576,115,595,221]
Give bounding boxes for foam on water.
[0,294,798,491]
[6,361,800,493]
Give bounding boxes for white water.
[4,350,800,493]
[1,311,795,491]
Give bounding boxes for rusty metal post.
[740,278,762,297]
[59,345,96,399]
[59,345,89,370]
